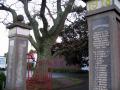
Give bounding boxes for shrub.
[50,67,88,73]
[0,72,6,90]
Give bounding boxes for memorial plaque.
[6,40,15,89]
[15,39,27,90]
[87,0,120,90]
[6,38,28,90]
[91,16,112,90]
[6,18,30,90]
[117,19,120,80]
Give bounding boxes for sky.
[0,0,86,56]
[0,24,8,56]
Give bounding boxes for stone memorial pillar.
[5,15,31,90]
[86,0,120,90]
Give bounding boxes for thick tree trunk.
[33,59,49,79]
[30,50,52,90]
[33,43,53,79]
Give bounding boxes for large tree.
[0,0,85,75]
[52,13,88,68]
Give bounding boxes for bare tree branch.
[21,0,32,22]
[57,0,62,17]
[9,1,19,8]
[20,0,42,44]
[33,14,39,19]
[18,0,32,4]
[28,35,38,50]
[66,18,74,24]
[0,3,17,22]
[40,0,48,36]
[62,0,75,18]
[49,0,75,36]
[46,5,55,24]
[1,12,11,25]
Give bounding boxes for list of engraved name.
[93,30,111,90]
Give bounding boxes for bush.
[0,72,6,81]
[0,72,6,90]
[50,67,88,73]
[0,80,3,90]
[0,68,6,71]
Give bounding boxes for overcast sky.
[0,0,86,56]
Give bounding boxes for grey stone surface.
[91,16,111,90]
[87,6,120,90]
[6,25,29,90]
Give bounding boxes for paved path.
[61,79,88,90]
[58,73,89,90]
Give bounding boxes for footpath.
[52,73,88,90]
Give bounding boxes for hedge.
[0,72,6,90]
[49,67,88,73]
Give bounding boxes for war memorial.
[87,0,120,90]
[4,0,120,90]
[5,15,31,90]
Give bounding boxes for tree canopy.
[52,11,88,67]
[0,0,86,60]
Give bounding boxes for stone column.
[86,0,120,90]
[5,15,31,90]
